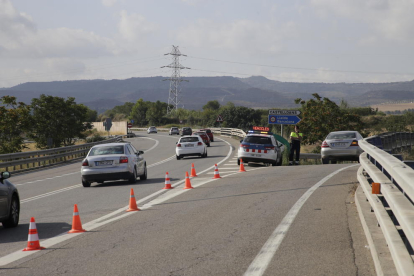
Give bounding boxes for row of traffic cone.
[23,204,85,251]
[23,160,247,251]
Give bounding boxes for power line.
[187,55,414,76]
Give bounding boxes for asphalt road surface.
[0,132,375,275]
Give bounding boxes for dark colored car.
[193,131,211,147]
[0,172,20,228]
[181,127,192,136]
[200,128,214,142]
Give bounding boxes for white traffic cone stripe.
[28,234,39,242]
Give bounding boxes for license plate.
[185,144,194,147]
[251,154,261,157]
[96,160,113,165]
[332,142,347,147]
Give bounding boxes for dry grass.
[372,102,414,112]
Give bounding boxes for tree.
[146,101,168,125]
[203,100,220,111]
[130,99,148,126]
[294,93,364,144]
[220,106,262,129]
[0,96,32,153]
[30,94,93,148]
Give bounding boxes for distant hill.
[3,76,414,112]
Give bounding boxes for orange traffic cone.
[126,188,140,211]
[68,204,86,233]
[239,159,246,172]
[212,164,222,179]
[184,171,194,189]
[23,217,45,251]
[190,163,198,177]
[163,172,173,189]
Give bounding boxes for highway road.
[0,132,375,275]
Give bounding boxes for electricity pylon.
[162,46,190,114]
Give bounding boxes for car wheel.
[82,179,91,187]
[129,167,137,183]
[272,161,277,166]
[176,155,181,160]
[98,180,104,184]
[2,195,19,228]
[331,160,337,164]
[321,158,329,164]
[140,165,147,180]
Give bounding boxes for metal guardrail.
[359,136,414,275]
[0,136,123,172]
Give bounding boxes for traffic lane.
[266,165,375,276]
[0,136,235,257]
[0,164,361,275]
[9,136,158,200]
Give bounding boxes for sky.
[1,0,414,88]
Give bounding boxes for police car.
[238,128,285,166]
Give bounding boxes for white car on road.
[81,142,147,187]
[238,132,285,166]
[176,136,207,160]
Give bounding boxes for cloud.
[310,0,414,43]
[117,10,157,42]
[176,19,299,54]
[101,0,118,7]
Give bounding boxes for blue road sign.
[268,115,301,125]
[130,119,134,124]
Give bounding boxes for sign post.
[268,110,301,137]
[216,115,224,128]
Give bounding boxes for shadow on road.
[0,222,71,244]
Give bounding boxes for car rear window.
[244,136,272,144]
[89,145,124,156]
[180,137,199,143]
[327,133,356,139]
[172,128,178,130]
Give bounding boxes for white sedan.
[81,142,147,187]
[176,136,207,160]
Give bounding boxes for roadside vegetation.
[3,92,414,155]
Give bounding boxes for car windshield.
[180,137,199,143]
[89,145,124,156]
[244,136,272,144]
[327,132,356,139]
[172,128,178,130]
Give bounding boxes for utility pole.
[162,45,190,114]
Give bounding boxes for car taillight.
[240,144,249,148]
[177,143,181,147]
[82,159,89,166]
[265,146,275,150]
[120,156,128,163]
[351,140,359,146]
[322,141,329,148]
[198,142,203,146]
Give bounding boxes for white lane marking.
[21,185,82,203]
[139,137,159,153]
[243,164,358,276]
[0,137,236,267]
[148,155,176,168]
[16,172,80,186]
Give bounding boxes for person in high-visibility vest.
[289,125,303,165]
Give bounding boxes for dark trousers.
[289,141,301,162]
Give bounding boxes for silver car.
[0,172,20,228]
[169,127,180,135]
[321,131,364,164]
[81,142,147,187]
[147,126,157,134]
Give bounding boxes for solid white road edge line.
[0,137,235,267]
[243,164,358,276]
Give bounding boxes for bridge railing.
[358,137,414,275]
[0,136,123,172]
